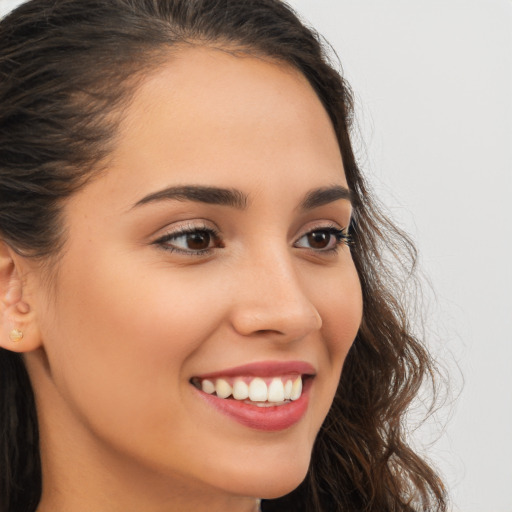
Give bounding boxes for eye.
[294,227,350,252]
[154,225,222,255]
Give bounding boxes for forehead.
[58,45,349,231]
[108,46,346,190]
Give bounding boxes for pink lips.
[192,360,315,431]
[195,360,315,379]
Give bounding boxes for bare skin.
[0,47,362,512]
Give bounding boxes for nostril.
[254,329,283,336]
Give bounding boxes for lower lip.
[195,380,311,431]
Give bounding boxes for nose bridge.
[230,246,322,339]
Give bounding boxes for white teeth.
[232,379,249,400]
[267,377,285,402]
[201,379,215,394]
[248,377,268,402]
[251,400,288,407]
[290,376,302,401]
[198,375,304,403]
[283,380,293,400]
[215,379,232,399]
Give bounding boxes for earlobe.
[0,241,42,353]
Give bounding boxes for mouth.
[190,361,315,431]
[190,374,306,406]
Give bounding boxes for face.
[27,48,362,507]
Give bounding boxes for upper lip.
[193,360,316,379]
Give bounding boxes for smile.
[191,375,303,405]
[190,361,315,431]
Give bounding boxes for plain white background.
[1,1,511,511]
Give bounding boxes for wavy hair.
[0,1,447,510]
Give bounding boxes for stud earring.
[9,328,23,342]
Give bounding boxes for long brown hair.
[0,1,447,510]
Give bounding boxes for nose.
[228,251,323,342]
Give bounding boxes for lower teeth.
[243,399,291,407]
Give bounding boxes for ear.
[0,241,42,353]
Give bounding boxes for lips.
[191,361,315,431]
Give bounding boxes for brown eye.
[306,231,331,249]
[185,231,211,250]
[295,227,348,252]
[156,227,221,254]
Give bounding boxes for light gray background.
[1,1,511,511]
[285,2,512,511]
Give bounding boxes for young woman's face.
[28,48,362,507]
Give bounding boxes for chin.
[256,470,308,500]
[213,451,311,500]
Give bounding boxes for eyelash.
[294,225,352,254]
[153,223,352,256]
[154,223,223,256]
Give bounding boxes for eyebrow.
[131,184,352,211]
[132,185,248,210]
[299,185,353,210]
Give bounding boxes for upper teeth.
[198,376,303,403]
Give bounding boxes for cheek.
[304,262,362,428]
[40,249,227,436]
[51,245,222,348]
[315,263,363,363]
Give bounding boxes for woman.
[0,1,447,511]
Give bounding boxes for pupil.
[308,231,329,249]
[187,231,211,250]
